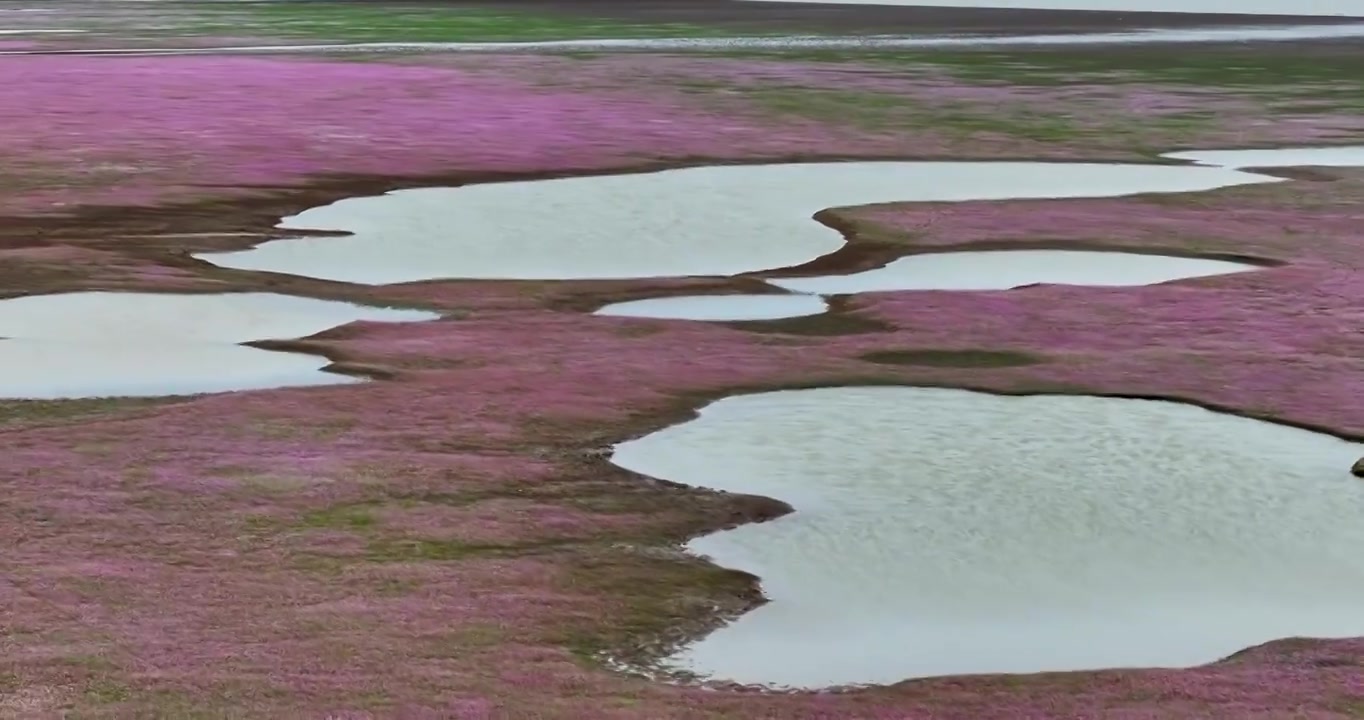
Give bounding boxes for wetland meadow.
[2,0,1363,718]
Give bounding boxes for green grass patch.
[728,308,893,336]
[0,397,180,429]
[364,537,553,562]
[728,46,1364,89]
[859,348,1044,368]
[720,46,1364,114]
[726,85,1084,142]
[191,1,742,43]
[557,552,758,662]
[301,504,378,530]
[83,679,132,705]
[373,577,423,596]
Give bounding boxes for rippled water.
[1164,145,1364,168]
[594,293,829,321]
[195,162,1275,285]
[0,292,437,398]
[767,250,1254,294]
[612,387,1364,688]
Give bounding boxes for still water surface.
[1164,145,1364,168]
[768,250,1254,294]
[195,162,1276,284]
[594,293,829,321]
[612,387,1364,688]
[0,292,437,398]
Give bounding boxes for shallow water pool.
[194,161,1276,285]
[612,386,1364,688]
[767,249,1255,294]
[594,293,829,321]
[1164,145,1364,169]
[0,292,437,398]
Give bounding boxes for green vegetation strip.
[189,1,747,42]
[724,46,1364,112]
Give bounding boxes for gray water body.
[594,293,829,321]
[611,386,1364,688]
[739,0,1361,15]
[3,23,1363,56]
[594,250,1251,321]
[194,161,1277,285]
[1164,145,1364,168]
[0,291,437,398]
[767,250,1255,294]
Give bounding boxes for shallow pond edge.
[597,376,1364,693]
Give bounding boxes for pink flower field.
[2,32,1363,720]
